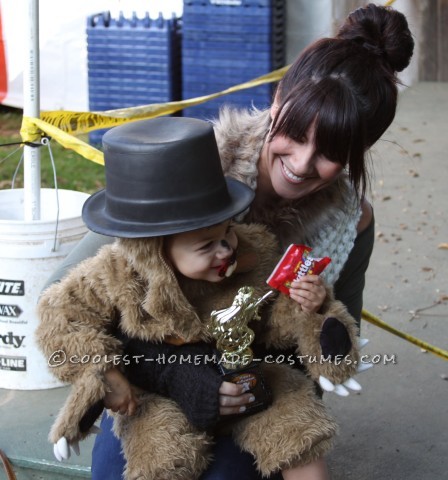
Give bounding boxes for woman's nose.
[291,144,317,174]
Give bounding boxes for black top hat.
[82,117,254,238]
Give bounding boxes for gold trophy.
[208,286,273,415]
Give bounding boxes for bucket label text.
[0,332,25,348]
[0,280,25,296]
[0,355,27,371]
[0,304,23,318]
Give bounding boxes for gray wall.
[285,0,422,86]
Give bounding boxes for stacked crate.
[86,11,181,144]
[182,0,286,120]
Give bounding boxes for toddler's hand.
[289,275,326,313]
[103,367,140,415]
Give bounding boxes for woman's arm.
[333,203,375,324]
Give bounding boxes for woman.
[46,4,414,479]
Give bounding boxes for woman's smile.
[280,158,307,184]
[259,129,344,201]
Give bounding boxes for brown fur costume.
[37,223,359,479]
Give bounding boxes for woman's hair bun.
[336,3,414,72]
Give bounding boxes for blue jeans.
[91,413,282,480]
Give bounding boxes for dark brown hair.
[270,4,414,196]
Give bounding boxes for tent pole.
[23,0,41,221]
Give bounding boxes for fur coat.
[37,223,360,479]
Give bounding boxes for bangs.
[272,77,366,168]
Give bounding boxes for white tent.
[0,0,182,110]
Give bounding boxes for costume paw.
[53,425,100,462]
[320,317,352,358]
[54,437,77,461]
[319,338,372,396]
[319,375,361,396]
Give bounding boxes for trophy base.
[218,362,272,417]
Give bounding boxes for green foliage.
[0,107,105,193]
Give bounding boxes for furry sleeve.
[36,244,124,384]
[263,289,360,386]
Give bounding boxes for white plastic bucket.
[0,188,90,390]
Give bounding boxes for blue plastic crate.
[183,38,275,52]
[184,85,273,98]
[182,0,285,118]
[183,63,277,80]
[86,10,181,145]
[182,94,273,120]
[182,48,274,62]
[183,82,274,120]
[183,30,283,44]
[182,0,286,33]
[183,0,285,14]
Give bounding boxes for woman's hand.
[103,367,140,415]
[218,381,255,415]
[289,275,326,313]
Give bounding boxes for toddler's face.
[164,221,238,283]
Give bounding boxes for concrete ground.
[0,82,447,479]
[327,82,448,479]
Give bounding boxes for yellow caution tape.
[362,309,448,361]
[20,65,289,164]
[21,116,104,165]
[34,65,289,136]
[18,0,397,157]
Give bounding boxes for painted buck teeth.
[225,261,237,278]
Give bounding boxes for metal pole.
[23,0,40,221]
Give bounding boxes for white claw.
[53,443,63,462]
[334,384,350,396]
[54,437,70,461]
[357,362,373,373]
[319,375,335,392]
[343,377,362,391]
[358,338,369,349]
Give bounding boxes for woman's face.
[164,221,238,283]
[259,115,344,201]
